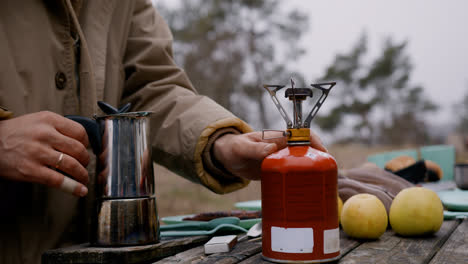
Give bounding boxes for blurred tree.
[316,33,437,145]
[454,90,468,135]
[156,0,308,128]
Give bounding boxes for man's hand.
[0,111,90,197]
[213,130,327,180]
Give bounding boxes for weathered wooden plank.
[197,239,262,264]
[337,220,461,264]
[238,230,361,264]
[237,254,263,264]
[155,238,262,264]
[154,245,206,263]
[429,219,468,264]
[42,236,210,264]
[337,230,362,258]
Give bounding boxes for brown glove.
[338,164,414,212]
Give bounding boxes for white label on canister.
[323,228,339,254]
[271,227,314,253]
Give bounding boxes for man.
[0,1,326,263]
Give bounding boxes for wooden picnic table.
[43,218,468,263]
[156,217,468,264]
[43,181,468,264]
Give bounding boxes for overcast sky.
[286,0,468,123]
[155,0,468,124]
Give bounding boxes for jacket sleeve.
[120,0,253,194]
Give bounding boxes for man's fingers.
[36,166,88,197]
[49,113,89,148]
[49,132,90,167]
[247,131,287,149]
[263,143,278,156]
[310,130,327,152]
[236,139,278,160]
[61,176,88,197]
[213,130,327,182]
[247,130,326,152]
[42,150,89,185]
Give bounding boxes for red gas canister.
[261,81,339,263]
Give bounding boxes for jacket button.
[55,72,67,90]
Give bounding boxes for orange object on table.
[261,143,339,262]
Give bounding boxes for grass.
[155,164,262,218]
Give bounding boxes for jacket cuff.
[194,117,253,194]
[0,107,13,120]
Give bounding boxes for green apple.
[340,194,388,239]
[389,187,443,236]
[338,196,343,224]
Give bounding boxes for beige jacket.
[0,0,251,263]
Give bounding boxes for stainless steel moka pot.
[68,101,159,246]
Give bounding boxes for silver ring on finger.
[55,152,64,169]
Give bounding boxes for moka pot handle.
[66,115,102,155]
